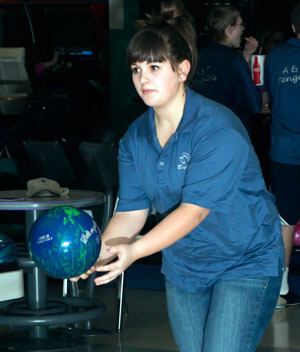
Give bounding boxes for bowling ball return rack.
[0,189,107,351]
[0,254,106,352]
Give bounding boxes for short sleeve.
[182,127,249,213]
[116,134,151,212]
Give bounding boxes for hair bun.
[129,0,198,81]
[136,0,193,30]
[160,0,188,23]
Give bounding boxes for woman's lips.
[142,89,155,94]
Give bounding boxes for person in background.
[255,25,285,55]
[72,1,283,351]
[250,25,285,188]
[264,0,300,309]
[193,5,262,136]
[34,49,62,78]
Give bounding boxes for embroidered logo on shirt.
[177,152,190,170]
[278,65,300,84]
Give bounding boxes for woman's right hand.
[93,243,138,286]
[69,240,117,282]
[69,209,148,283]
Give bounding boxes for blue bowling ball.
[29,206,101,279]
[0,233,17,264]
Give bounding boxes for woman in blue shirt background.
[74,1,283,351]
[193,5,262,135]
[264,0,300,309]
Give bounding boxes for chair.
[0,145,20,190]
[78,141,118,231]
[79,141,121,330]
[79,142,160,332]
[23,139,80,188]
[18,92,71,141]
[79,142,130,331]
[0,147,24,242]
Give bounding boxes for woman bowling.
[72,1,284,351]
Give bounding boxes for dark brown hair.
[206,5,240,43]
[291,0,300,33]
[127,0,198,82]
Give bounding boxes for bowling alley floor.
[1,281,300,352]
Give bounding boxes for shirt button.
[159,161,165,167]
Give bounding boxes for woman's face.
[130,60,186,109]
[225,15,245,48]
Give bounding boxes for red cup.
[250,54,266,86]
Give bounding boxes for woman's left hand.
[243,36,259,63]
[244,36,259,55]
[93,244,137,286]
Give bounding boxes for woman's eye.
[131,67,139,74]
[150,65,159,71]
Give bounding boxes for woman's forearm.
[131,203,210,261]
[101,209,149,245]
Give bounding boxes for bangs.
[127,29,169,66]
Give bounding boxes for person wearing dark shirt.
[264,0,300,308]
[255,25,285,55]
[193,5,262,134]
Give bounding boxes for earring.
[179,73,185,82]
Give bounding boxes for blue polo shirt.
[117,88,283,292]
[193,43,262,131]
[265,37,300,165]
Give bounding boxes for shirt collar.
[147,88,200,140]
[287,37,300,47]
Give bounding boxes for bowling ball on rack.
[0,233,17,264]
[28,206,101,279]
[293,220,300,247]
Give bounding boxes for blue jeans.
[165,270,282,352]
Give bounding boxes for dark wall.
[0,3,110,140]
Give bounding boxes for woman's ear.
[178,59,191,82]
[225,24,233,37]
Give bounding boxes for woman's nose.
[139,70,150,83]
